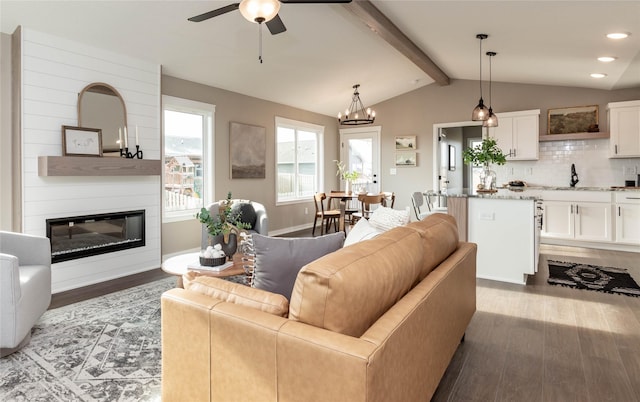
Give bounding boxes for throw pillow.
[231,202,257,230]
[368,206,410,231]
[251,232,345,300]
[343,217,383,247]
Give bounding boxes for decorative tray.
[476,189,498,193]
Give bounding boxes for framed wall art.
[395,136,416,150]
[62,126,102,156]
[448,145,456,171]
[230,122,266,179]
[547,105,599,135]
[395,151,417,167]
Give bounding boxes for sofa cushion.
[368,206,410,231]
[343,218,383,247]
[231,202,257,230]
[185,275,289,317]
[251,232,345,300]
[405,213,459,280]
[289,226,424,337]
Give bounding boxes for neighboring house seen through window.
[162,96,215,222]
[276,117,324,204]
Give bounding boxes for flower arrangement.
[334,160,359,182]
[196,191,251,237]
[462,138,507,167]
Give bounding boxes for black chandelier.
[338,84,376,126]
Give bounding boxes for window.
[276,117,324,204]
[162,96,215,222]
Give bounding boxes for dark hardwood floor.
[432,244,640,402]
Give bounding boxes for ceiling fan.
[188,0,352,36]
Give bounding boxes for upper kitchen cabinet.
[609,100,640,158]
[488,109,540,161]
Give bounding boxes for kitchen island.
[447,191,540,285]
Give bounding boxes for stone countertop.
[446,186,640,198]
[446,190,540,200]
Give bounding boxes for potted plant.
[462,138,506,191]
[334,160,360,194]
[196,192,251,258]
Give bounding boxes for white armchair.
[0,231,52,357]
[200,200,268,249]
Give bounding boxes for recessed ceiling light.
[590,73,607,78]
[598,56,617,62]
[606,32,629,39]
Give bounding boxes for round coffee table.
[162,252,245,288]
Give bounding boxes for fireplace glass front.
[46,210,145,263]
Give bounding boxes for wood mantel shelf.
[38,156,161,176]
[539,132,610,142]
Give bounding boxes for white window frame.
[275,116,324,205]
[162,95,215,223]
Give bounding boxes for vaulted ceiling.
[2,1,639,116]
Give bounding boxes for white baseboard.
[268,223,314,237]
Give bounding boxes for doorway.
[432,121,484,195]
[339,126,381,195]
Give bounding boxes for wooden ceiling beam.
[342,1,450,86]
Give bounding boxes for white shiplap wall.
[18,28,161,293]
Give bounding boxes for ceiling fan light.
[239,0,281,23]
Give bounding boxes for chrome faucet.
[570,164,579,187]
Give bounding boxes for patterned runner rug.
[0,277,176,401]
[547,260,640,297]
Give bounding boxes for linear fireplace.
[46,210,145,263]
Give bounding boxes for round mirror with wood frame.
[78,83,127,156]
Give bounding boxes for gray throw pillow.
[231,202,257,229]
[251,232,345,300]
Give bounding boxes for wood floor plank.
[574,297,637,402]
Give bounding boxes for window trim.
[275,116,324,206]
[162,95,215,223]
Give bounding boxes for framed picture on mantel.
[547,105,599,135]
[62,126,103,157]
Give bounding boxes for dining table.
[327,192,360,232]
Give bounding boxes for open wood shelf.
[539,132,609,142]
[38,156,161,176]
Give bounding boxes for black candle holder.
[120,145,143,159]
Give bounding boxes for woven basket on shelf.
[200,256,226,267]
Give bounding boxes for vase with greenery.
[196,192,251,258]
[462,138,506,191]
[334,160,360,194]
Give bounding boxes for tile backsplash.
[495,139,639,188]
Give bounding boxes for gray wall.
[161,75,340,256]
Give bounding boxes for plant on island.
[462,138,507,167]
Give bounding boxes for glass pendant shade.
[471,34,489,121]
[483,108,499,127]
[472,98,489,121]
[239,0,280,23]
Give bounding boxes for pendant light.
[483,51,498,127]
[471,34,489,121]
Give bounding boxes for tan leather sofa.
[161,213,476,401]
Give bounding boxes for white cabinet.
[468,198,537,285]
[614,192,640,245]
[541,191,613,243]
[489,109,540,160]
[609,100,640,158]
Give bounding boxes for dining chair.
[411,192,431,220]
[313,193,341,236]
[353,193,386,222]
[381,191,396,208]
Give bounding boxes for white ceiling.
[2,1,639,117]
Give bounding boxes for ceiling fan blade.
[266,14,287,35]
[188,3,240,22]
[280,0,352,3]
